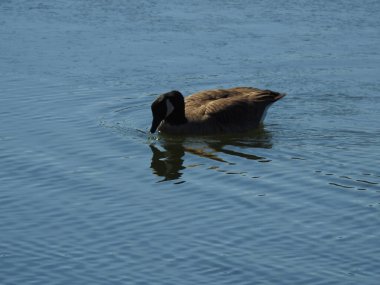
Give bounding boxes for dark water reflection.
[150,128,272,182]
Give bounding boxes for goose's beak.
[150,118,161,134]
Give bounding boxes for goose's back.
[185,87,283,122]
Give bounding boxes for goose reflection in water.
[150,128,273,182]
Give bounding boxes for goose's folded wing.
[204,98,261,124]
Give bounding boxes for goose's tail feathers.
[275,92,286,101]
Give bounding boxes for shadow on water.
[149,128,273,182]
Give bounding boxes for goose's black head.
[150,90,187,133]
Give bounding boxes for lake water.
[1,0,379,284]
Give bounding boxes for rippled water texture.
[1,1,379,284]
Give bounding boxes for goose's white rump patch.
[260,104,272,123]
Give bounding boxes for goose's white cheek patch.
[165,99,174,117]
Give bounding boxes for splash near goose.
[150,87,285,135]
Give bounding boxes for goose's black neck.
[165,108,187,125]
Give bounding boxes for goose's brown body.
[151,87,285,135]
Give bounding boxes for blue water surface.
[1,1,379,284]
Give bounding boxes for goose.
[150,87,285,135]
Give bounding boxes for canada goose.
[150,87,285,135]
